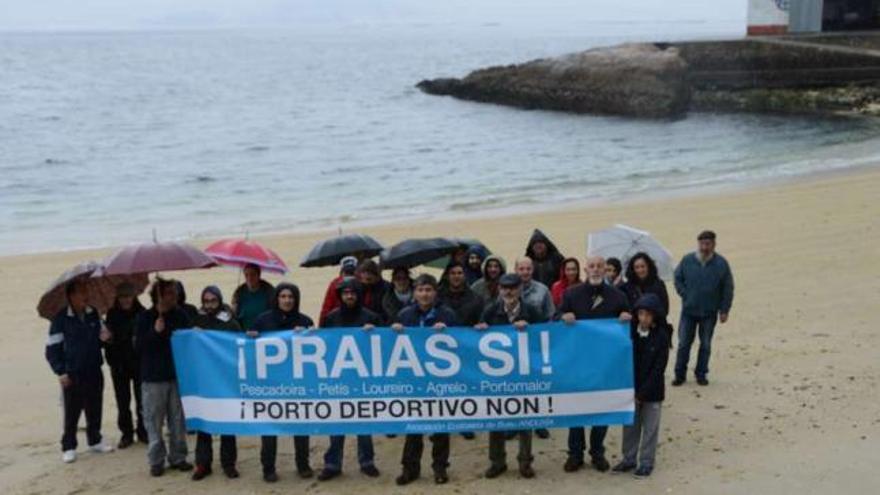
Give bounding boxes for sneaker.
[297,465,314,479]
[672,377,686,386]
[263,471,279,483]
[396,470,420,486]
[434,468,449,484]
[172,461,194,472]
[460,432,475,440]
[591,455,610,472]
[612,461,636,473]
[484,464,507,479]
[696,376,709,386]
[89,443,115,454]
[62,450,76,463]
[360,465,380,478]
[150,464,165,477]
[223,466,240,479]
[563,457,584,472]
[634,465,653,477]
[117,437,133,450]
[535,429,550,439]
[191,465,212,481]
[317,469,341,481]
[519,463,535,479]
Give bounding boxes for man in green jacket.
[673,230,734,386]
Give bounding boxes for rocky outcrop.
[417,43,691,119]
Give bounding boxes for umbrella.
[37,261,149,319]
[300,233,384,268]
[205,239,289,275]
[380,237,460,269]
[425,237,492,269]
[102,241,216,275]
[586,224,675,280]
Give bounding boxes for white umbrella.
[587,224,675,280]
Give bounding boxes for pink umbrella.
[102,241,216,275]
[37,261,149,319]
[204,239,289,275]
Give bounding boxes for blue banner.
[172,320,634,435]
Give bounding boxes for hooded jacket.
[192,286,243,332]
[438,282,484,326]
[104,297,146,371]
[551,261,582,308]
[556,280,630,320]
[464,245,488,286]
[253,282,315,331]
[323,279,384,328]
[630,294,671,402]
[176,281,199,322]
[525,229,565,289]
[46,305,105,377]
[470,255,507,306]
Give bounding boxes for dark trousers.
[109,363,146,441]
[401,433,450,473]
[260,435,310,474]
[195,432,237,469]
[489,431,532,467]
[324,435,375,471]
[567,426,608,461]
[675,313,718,379]
[61,371,104,451]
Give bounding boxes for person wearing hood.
[46,279,115,464]
[464,245,488,286]
[356,259,391,321]
[476,273,541,479]
[381,266,413,324]
[525,229,565,289]
[558,256,631,475]
[250,283,315,483]
[136,278,193,476]
[231,263,275,330]
[612,294,670,478]
[104,282,147,449]
[174,281,199,321]
[319,255,359,326]
[551,257,582,308]
[619,253,670,334]
[393,274,459,486]
[191,286,242,481]
[470,255,507,306]
[605,258,624,287]
[318,279,382,481]
[514,257,555,322]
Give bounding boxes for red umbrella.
[204,239,289,275]
[37,261,149,320]
[102,241,216,275]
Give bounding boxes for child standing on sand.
[613,293,670,477]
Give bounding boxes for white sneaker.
[62,450,76,463]
[89,443,115,454]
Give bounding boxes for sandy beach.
[2,166,879,494]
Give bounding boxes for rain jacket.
[135,305,192,382]
[104,298,146,372]
[630,294,671,402]
[673,252,734,318]
[323,279,384,328]
[253,283,315,331]
[45,305,104,377]
[464,245,488,286]
[470,255,507,306]
[525,229,565,289]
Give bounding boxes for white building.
[748,0,880,35]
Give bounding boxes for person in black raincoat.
[103,282,147,448]
[191,286,243,481]
[318,278,382,481]
[250,283,315,483]
[525,229,565,289]
[175,281,199,321]
[464,245,488,286]
[382,266,413,324]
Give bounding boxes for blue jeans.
[323,435,374,472]
[675,313,717,379]
[567,426,608,461]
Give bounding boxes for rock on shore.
[417,43,691,119]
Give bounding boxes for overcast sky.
[0,0,746,31]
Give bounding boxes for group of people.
[44,228,734,483]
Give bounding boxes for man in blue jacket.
[45,279,115,463]
[673,230,735,386]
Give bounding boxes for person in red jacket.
[318,256,358,326]
[550,257,582,307]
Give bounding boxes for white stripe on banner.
[182,389,634,424]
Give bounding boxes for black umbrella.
[380,237,460,269]
[300,233,385,268]
[37,261,150,320]
[425,237,492,268]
